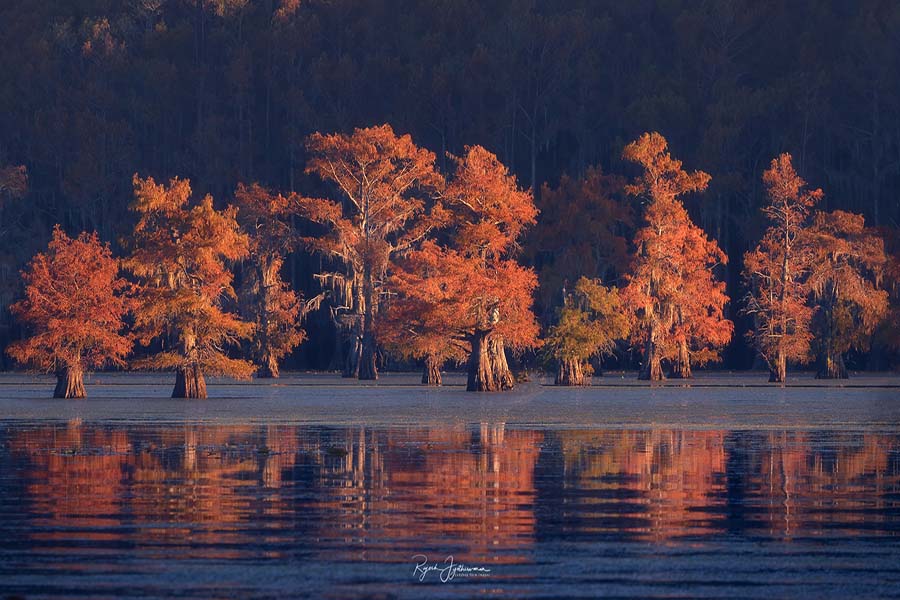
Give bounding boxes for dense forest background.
[1,0,898,371]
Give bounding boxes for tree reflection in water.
[3,422,899,574]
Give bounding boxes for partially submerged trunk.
[555,358,586,386]
[669,341,692,379]
[358,261,378,381]
[253,258,280,379]
[815,306,848,379]
[54,365,86,399]
[816,349,848,379]
[488,335,514,390]
[422,355,442,386]
[358,330,378,380]
[769,349,787,383]
[638,332,664,381]
[327,310,345,372]
[256,352,280,378]
[467,330,514,392]
[173,331,207,398]
[173,364,207,398]
[342,334,361,378]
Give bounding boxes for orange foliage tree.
[7,226,131,398]
[234,183,315,378]
[620,132,732,381]
[380,241,471,385]
[804,210,889,378]
[297,124,444,380]
[383,146,540,390]
[125,175,253,398]
[743,153,823,383]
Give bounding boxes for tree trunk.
[422,355,442,386]
[256,352,280,378]
[467,329,513,392]
[769,350,787,383]
[342,334,361,378]
[358,256,378,381]
[670,341,692,379]
[173,365,207,398]
[638,339,664,381]
[54,366,86,399]
[253,258,280,378]
[817,349,848,379]
[358,331,378,380]
[468,329,494,391]
[488,335,514,390]
[328,310,345,372]
[555,358,586,386]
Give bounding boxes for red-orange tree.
[620,132,731,380]
[743,153,823,383]
[805,210,889,379]
[384,145,540,391]
[7,226,131,398]
[126,175,253,398]
[234,183,311,378]
[380,241,471,385]
[297,124,444,380]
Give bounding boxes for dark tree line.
[1,0,899,371]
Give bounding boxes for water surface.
[0,374,899,598]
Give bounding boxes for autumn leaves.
[4,126,895,397]
[298,130,540,391]
[743,154,889,382]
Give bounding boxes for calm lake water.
[0,373,899,599]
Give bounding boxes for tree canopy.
[7,226,131,398]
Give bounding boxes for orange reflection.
[6,423,899,568]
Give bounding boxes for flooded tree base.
[638,360,665,381]
[255,355,280,379]
[817,353,848,379]
[173,366,207,399]
[555,358,587,386]
[53,368,85,399]
[467,332,514,392]
[422,357,442,386]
